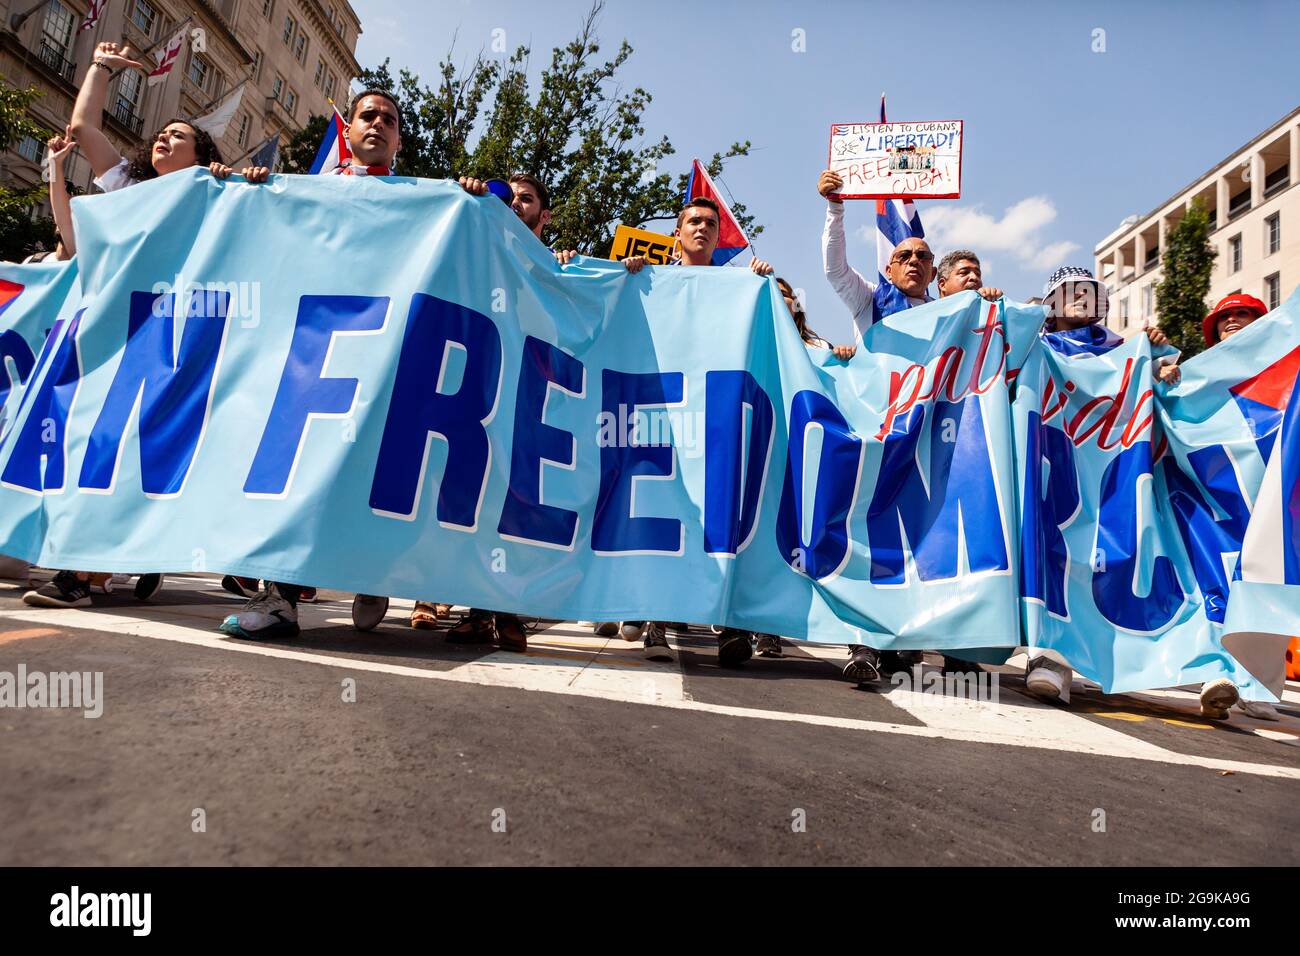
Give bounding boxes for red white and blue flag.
[684,159,748,266]
[308,105,353,175]
[873,94,926,320]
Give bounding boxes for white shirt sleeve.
[93,157,135,194]
[822,202,875,326]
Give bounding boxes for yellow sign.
[608,224,678,265]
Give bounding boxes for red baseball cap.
[1203,293,1268,346]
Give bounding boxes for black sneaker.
[755,633,783,657]
[642,621,675,662]
[879,649,923,674]
[23,570,92,608]
[717,628,753,668]
[843,646,882,684]
[134,573,164,601]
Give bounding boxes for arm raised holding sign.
[818,169,877,330]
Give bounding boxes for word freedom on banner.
[828,120,963,199]
[0,170,1295,702]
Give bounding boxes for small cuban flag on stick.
[308,101,353,175]
[872,93,927,321]
[685,158,749,265]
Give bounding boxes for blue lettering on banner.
[497,336,585,550]
[592,370,685,555]
[245,295,390,498]
[369,293,502,528]
[0,311,82,494]
[704,370,774,556]
[79,290,228,497]
[1019,412,1081,618]
[0,329,36,415]
[776,390,864,580]
[1163,447,1249,623]
[1092,442,1186,631]
[866,396,1008,585]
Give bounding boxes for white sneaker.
[1235,698,1281,721]
[1199,677,1239,720]
[219,586,299,640]
[1025,656,1072,703]
[352,593,389,631]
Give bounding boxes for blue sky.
[350,0,1300,342]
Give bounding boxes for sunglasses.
[891,249,934,264]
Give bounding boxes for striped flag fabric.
[872,93,927,320]
[684,158,749,265]
[147,27,187,87]
[79,0,109,32]
[308,105,353,175]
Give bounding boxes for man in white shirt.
[817,169,936,340]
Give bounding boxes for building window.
[187,53,209,90]
[1142,285,1153,318]
[294,32,307,64]
[237,113,250,148]
[314,58,325,87]
[324,71,337,102]
[41,0,74,56]
[252,48,263,82]
[1266,213,1280,256]
[1264,163,1290,197]
[285,88,297,116]
[1119,296,1130,328]
[1265,273,1281,311]
[261,0,274,18]
[115,68,142,114]
[282,15,295,44]
[1228,234,1242,273]
[131,0,157,36]
[272,74,284,101]
[17,135,43,163]
[1228,185,1251,219]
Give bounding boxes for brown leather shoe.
[410,601,440,629]
[495,613,528,653]
[446,609,494,644]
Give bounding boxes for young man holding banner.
[218,89,405,641]
[622,196,775,666]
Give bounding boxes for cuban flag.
[308,105,352,175]
[872,94,926,320]
[684,159,749,265]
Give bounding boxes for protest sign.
[828,120,963,199]
[609,224,678,264]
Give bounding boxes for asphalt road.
[0,574,1296,865]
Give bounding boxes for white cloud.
[920,196,1080,270]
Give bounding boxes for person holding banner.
[622,197,772,666]
[936,250,1001,301]
[70,42,225,194]
[213,89,405,641]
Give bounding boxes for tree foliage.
[0,83,53,261]
[297,2,760,256]
[1156,199,1218,358]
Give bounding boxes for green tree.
[1156,198,1218,358]
[0,83,54,261]
[352,1,760,256]
[279,113,330,174]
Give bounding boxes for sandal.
[410,601,440,630]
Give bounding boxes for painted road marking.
[1,601,1296,780]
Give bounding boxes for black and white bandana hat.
[1042,265,1109,321]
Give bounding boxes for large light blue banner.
[0,169,1296,696]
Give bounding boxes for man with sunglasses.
[817,169,938,339]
